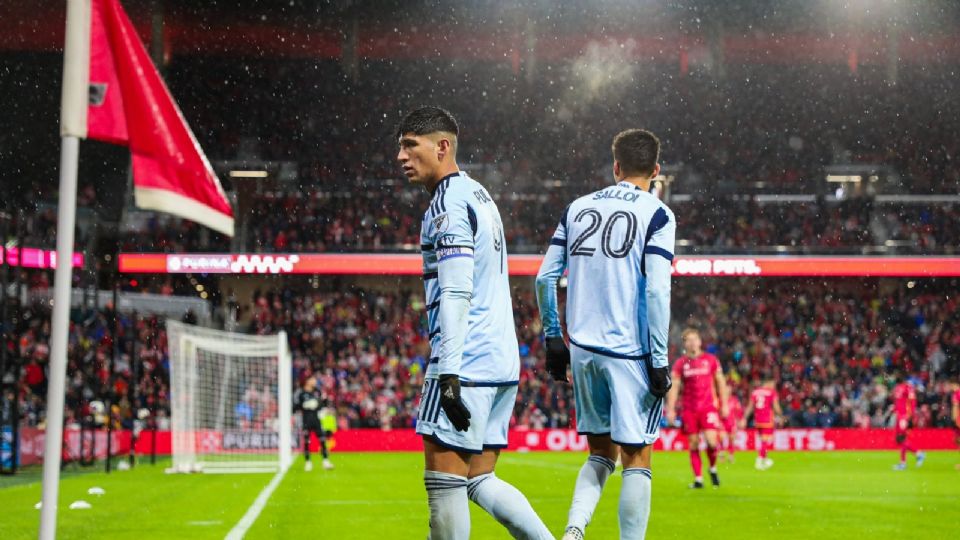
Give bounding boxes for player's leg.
[756,428,768,469]
[424,438,472,540]
[727,426,737,462]
[894,427,908,470]
[467,386,553,540]
[303,429,313,471]
[417,378,482,540]
[608,356,661,540]
[619,445,653,540]
[703,421,721,487]
[686,431,703,487]
[760,429,774,469]
[315,427,334,469]
[565,346,616,539]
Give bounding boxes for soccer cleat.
[689,479,704,489]
[304,460,313,472]
[916,452,925,467]
[763,458,774,469]
[562,526,584,540]
[755,457,765,470]
[710,470,721,488]
[323,458,334,470]
[893,462,907,471]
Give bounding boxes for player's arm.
[714,368,730,418]
[773,395,783,426]
[535,206,570,381]
[665,368,682,424]
[643,206,676,397]
[433,197,477,431]
[742,399,754,429]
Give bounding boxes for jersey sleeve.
[671,359,683,379]
[535,205,570,339]
[428,193,477,376]
[642,205,676,368]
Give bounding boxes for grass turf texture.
[1,451,957,539]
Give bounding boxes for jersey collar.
[617,181,643,191]
[431,171,463,196]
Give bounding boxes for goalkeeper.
[294,376,334,471]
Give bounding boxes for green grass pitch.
[1,451,958,539]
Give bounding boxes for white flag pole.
[39,0,91,538]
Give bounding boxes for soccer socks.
[303,433,311,461]
[757,440,768,460]
[425,471,470,540]
[567,455,616,532]
[689,449,703,480]
[619,468,652,540]
[706,446,718,469]
[467,473,553,540]
[319,434,330,459]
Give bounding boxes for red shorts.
[756,425,774,439]
[681,408,722,435]
[895,417,911,437]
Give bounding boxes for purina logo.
[89,83,108,106]
[167,255,232,273]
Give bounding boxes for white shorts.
[571,343,663,447]
[415,380,517,454]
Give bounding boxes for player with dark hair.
[537,128,675,540]
[397,106,552,540]
[892,372,925,470]
[742,376,780,470]
[294,376,333,471]
[665,328,729,489]
[719,382,743,464]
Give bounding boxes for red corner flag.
[86,0,234,236]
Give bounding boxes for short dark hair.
[612,129,660,177]
[396,106,459,139]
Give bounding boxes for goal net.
[167,321,292,473]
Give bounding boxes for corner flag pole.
[39,1,91,538]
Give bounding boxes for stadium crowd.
[5,278,958,434]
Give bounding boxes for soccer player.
[294,376,333,471]
[742,377,780,470]
[665,328,728,489]
[397,106,552,540]
[892,372,925,470]
[536,129,675,540]
[719,385,743,464]
[951,380,960,470]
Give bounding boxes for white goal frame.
[166,321,292,474]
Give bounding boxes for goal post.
[166,321,292,474]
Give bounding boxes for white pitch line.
[224,468,288,540]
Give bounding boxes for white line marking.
[188,520,223,526]
[224,467,289,540]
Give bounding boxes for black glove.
[438,374,471,432]
[645,356,672,398]
[545,337,571,382]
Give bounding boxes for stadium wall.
[9,428,955,465]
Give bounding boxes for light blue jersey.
[536,181,675,368]
[419,171,520,385]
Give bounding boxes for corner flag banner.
[84,0,234,236]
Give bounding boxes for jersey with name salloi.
[537,181,675,366]
[420,172,520,384]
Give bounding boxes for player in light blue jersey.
[536,129,675,540]
[396,107,553,540]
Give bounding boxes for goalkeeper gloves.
[645,356,672,398]
[545,337,571,382]
[438,374,471,432]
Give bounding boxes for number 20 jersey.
[552,181,676,360]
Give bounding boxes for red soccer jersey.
[672,353,721,412]
[750,387,777,427]
[893,383,916,419]
[726,394,744,423]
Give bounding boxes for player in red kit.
[892,373,925,470]
[742,377,781,470]
[719,387,743,464]
[666,328,729,488]
[952,380,960,470]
